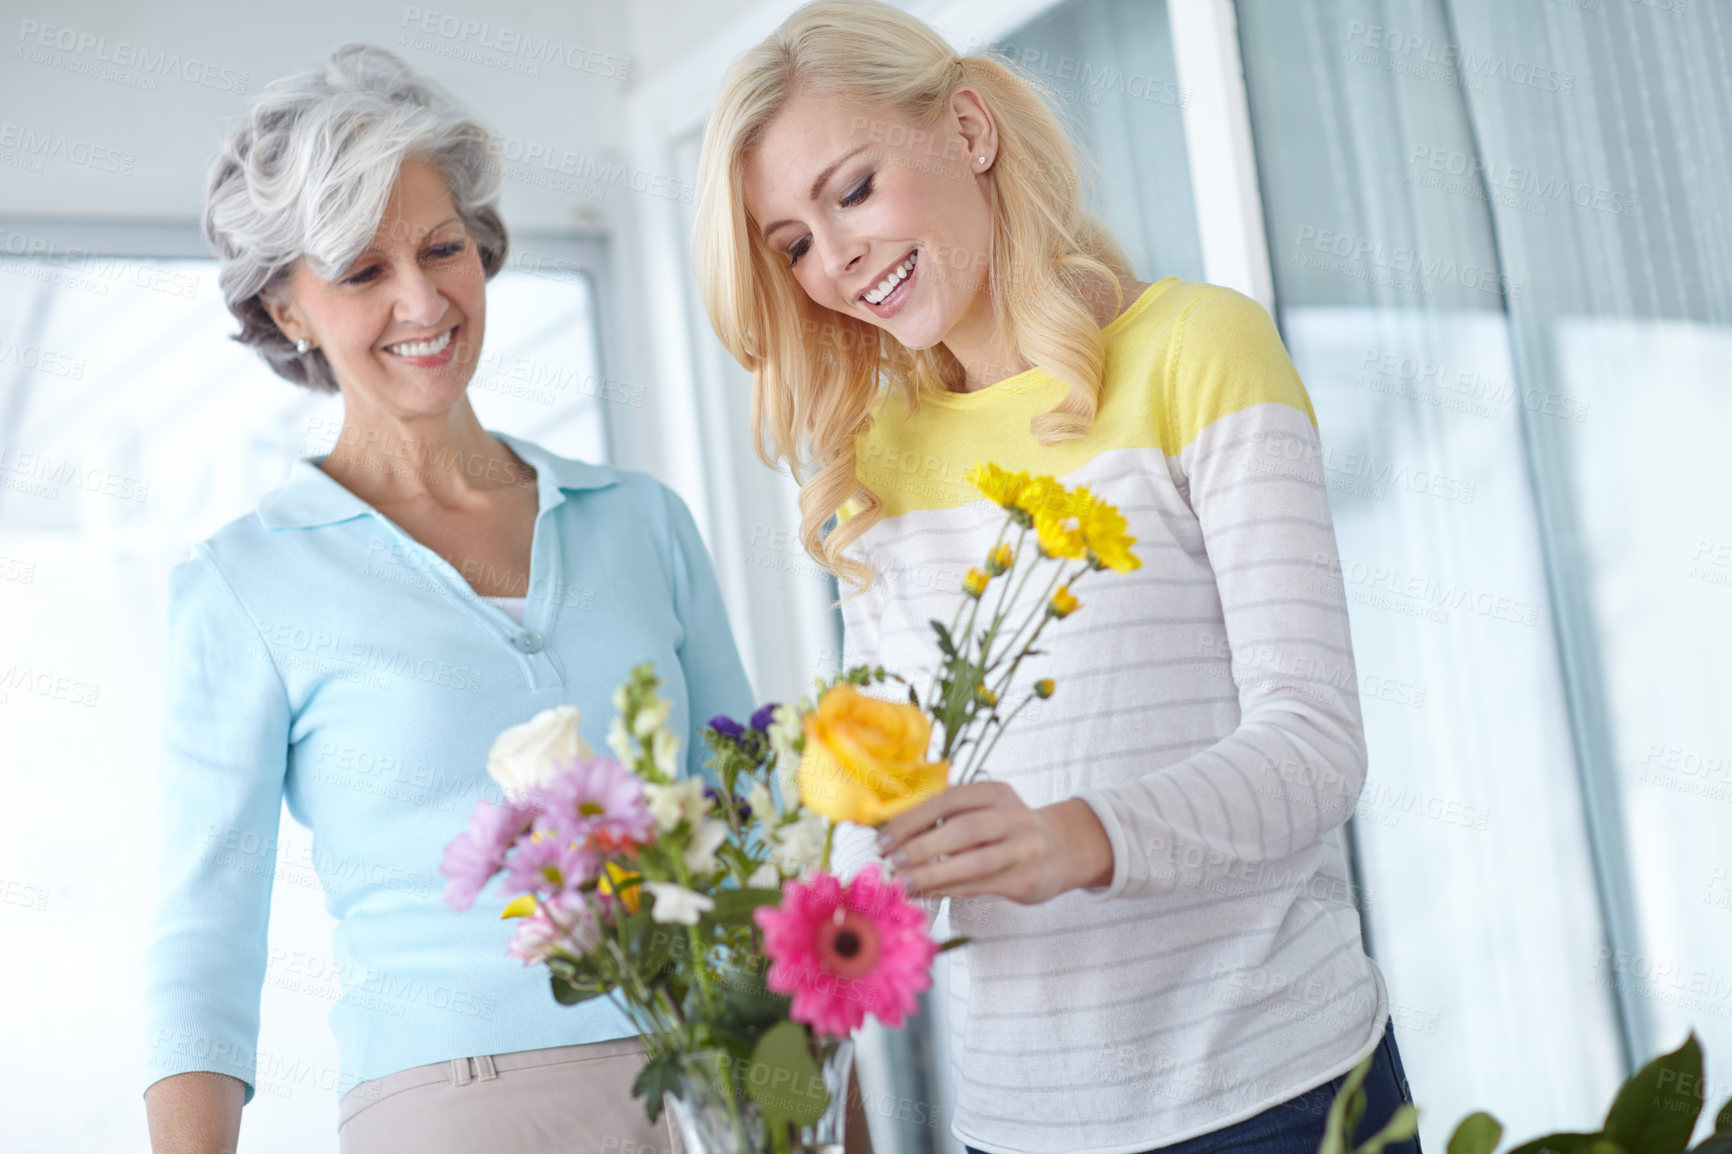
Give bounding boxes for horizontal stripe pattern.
[831,283,1387,1154]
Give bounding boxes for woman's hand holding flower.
[873,783,1114,904]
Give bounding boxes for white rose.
[683,819,729,874]
[487,705,594,793]
[644,882,714,926]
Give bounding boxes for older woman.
[140,45,748,1154]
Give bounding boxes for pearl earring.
[977,156,987,165]
[295,338,311,354]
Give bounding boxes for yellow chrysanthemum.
[976,684,998,707]
[1048,586,1080,619]
[1032,485,1093,560]
[1033,679,1055,699]
[966,463,1033,511]
[1083,500,1141,573]
[986,543,1015,575]
[963,567,991,598]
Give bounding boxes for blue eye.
[431,241,465,258]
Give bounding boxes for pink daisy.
[503,829,600,898]
[440,800,538,912]
[753,866,938,1037]
[533,753,657,854]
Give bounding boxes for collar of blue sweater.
[256,429,618,530]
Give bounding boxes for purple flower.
[709,715,747,741]
[532,753,655,852]
[440,800,538,912]
[749,703,779,732]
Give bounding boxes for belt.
[338,1036,647,1125]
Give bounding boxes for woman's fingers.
[889,808,1002,869]
[896,841,1019,897]
[876,781,1009,855]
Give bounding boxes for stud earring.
[977,156,987,165]
[295,338,311,354]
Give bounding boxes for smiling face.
[742,88,1004,366]
[264,155,486,417]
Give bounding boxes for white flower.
[652,727,681,777]
[747,862,781,889]
[644,777,708,833]
[487,705,595,793]
[644,882,714,926]
[606,716,634,763]
[766,702,804,764]
[684,819,729,874]
[633,693,673,738]
[771,810,829,875]
[746,782,775,823]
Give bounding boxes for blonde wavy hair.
[693,0,1134,591]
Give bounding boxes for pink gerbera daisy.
[533,753,657,854]
[440,800,538,912]
[753,866,938,1037]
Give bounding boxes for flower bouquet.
[439,464,1137,1154]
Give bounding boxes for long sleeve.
[141,547,292,1105]
[1075,286,1369,901]
[660,484,756,781]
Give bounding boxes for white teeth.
[386,328,453,357]
[863,251,917,305]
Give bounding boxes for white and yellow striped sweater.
[833,279,1389,1154]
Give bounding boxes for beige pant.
[337,1036,684,1154]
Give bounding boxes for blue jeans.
[966,1025,1420,1154]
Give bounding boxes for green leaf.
[747,1020,831,1131]
[1717,1095,1732,1135]
[1688,1139,1732,1154]
[1320,1054,1375,1154]
[546,960,607,1007]
[1603,1033,1703,1154]
[930,620,957,658]
[632,1048,685,1123]
[935,935,972,954]
[1507,1133,1609,1154]
[710,887,785,926]
[1359,1104,1421,1154]
[1448,1111,1505,1154]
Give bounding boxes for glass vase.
[666,1036,854,1154]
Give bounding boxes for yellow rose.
[796,686,949,826]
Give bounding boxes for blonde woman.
[693,3,1419,1153]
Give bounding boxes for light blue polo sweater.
[140,431,754,1105]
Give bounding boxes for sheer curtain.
[1238,0,1732,1145]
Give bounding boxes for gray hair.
[203,43,509,393]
